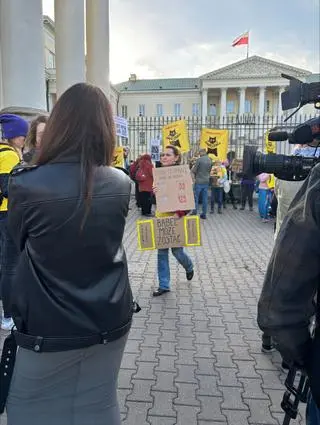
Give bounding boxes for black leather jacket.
[258,163,320,367]
[7,158,133,338]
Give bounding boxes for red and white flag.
[232,31,249,47]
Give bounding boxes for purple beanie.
[0,114,29,140]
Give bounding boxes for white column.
[86,0,110,98]
[220,88,227,119]
[0,0,46,110]
[54,0,85,97]
[0,38,3,109]
[259,86,266,117]
[277,87,286,118]
[201,89,208,124]
[238,87,246,116]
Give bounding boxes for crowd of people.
[0,88,320,424]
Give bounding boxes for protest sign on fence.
[162,120,190,153]
[114,116,128,138]
[150,138,161,162]
[136,215,201,250]
[200,128,229,161]
[153,165,195,213]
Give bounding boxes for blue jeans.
[258,188,270,219]
[194,184,208,215]
[157,248,193,290]
[211,187,223,211]
[307,394,320,425]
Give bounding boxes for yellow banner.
[162,120,190,153]
[265,131,275,188]
[265,131,276,154]
[112,146,124,168]
[200,128,229,161]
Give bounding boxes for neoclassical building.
[0,2,317,124]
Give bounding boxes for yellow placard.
[112,146,124,168]
[162,120,190,153]
[265,131,276,154]
[136,216,201,250]
[200,128,229,161]
[265,131,276,188]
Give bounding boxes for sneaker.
[233,204,238,210]
[186,270,194,281]
[200,214,206,219]
[152,288,170,297]
[261,344,276,353]
[218,208,222,214]
[240,207,245,210]
[210,210,214,214]
[1,317,14,331]
[249,207,253,212]
[190,210,197,216]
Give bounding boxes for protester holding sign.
[152,145,194,296]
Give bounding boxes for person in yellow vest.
[0,113,28,330]
[152,145,194,296]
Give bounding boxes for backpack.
[0,146,18,205]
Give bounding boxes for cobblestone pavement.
[0,202,306,425]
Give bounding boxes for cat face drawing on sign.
[206,136,221,157]
[166,129,182,148]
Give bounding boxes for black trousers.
[139,191,152,215]
[223,186,237,205]
[135,182,141,207]
[241,184,254,208]
[0,213,19,318]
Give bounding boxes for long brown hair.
[165,145,182,165]
[24,115,48,151]
[37,83,116,221]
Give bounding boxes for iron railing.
[122,114,318,160]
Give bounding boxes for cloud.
[42,0,319,83]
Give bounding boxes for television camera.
[243,74,320,181]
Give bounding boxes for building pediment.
[201,55,311,80]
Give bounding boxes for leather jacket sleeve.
[257,164,320,367]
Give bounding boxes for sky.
[42,0,320,84]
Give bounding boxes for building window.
[47,51,55,69]
[156,104,163,116]
[121,105,128,118]
[138,104,145,116]
[139,131,146,145]
[265,100,271,113]
[226,101,235,114]
[174,103,181,116]
[245,100,252,113]
[192,103,200,116]
[209,104,217,116]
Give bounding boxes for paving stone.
[258,370,284,390]
[263,388,287,413]
[137,346,158,363]
[127,379,155,402]
[177,337,195,350]
[157,341,177,356]
[175,383,200,406]
[239,378,269,400]
[197,375,222,397]
[223,409,250,425]
[235,360,261,378]
[195,358,217,376]
[215,352,237,368]
[160,329,177,342]
[175,405,201,425]
[122,401,152,425]
[118,369,136,389]
[220,386,249,410]
[134,362,157,380]
[217,367,242,387]
[121,353,138,369]
[149,391,176,417]
[152,371,177,393]
[118,389,131,414]
[148,417,177,425]
[175,365,198,384]
[197,396,226,421]
[245,399,278,424]
[156,355,177,372]
[176,349,197,365]
[141,334,160,348]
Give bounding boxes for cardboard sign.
[153,165,195,213]
[112,146,124,167]
[136,216,201,250]
[162,120,190,153]
[200,128,229,161]
[114,116,128,138]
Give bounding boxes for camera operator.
[257,152,320,423]
[274,143,320,238]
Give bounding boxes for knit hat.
[0,114,29,140]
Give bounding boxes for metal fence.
[123,113,318,161]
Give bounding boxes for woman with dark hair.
[2,83,133,424]
[152,145,194,296]
[22,115,47,163]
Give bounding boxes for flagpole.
[246,31,249,59]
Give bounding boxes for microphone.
[268,131,288,141]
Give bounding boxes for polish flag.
[232,31,249,47]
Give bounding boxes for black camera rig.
[243,74,320,181]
